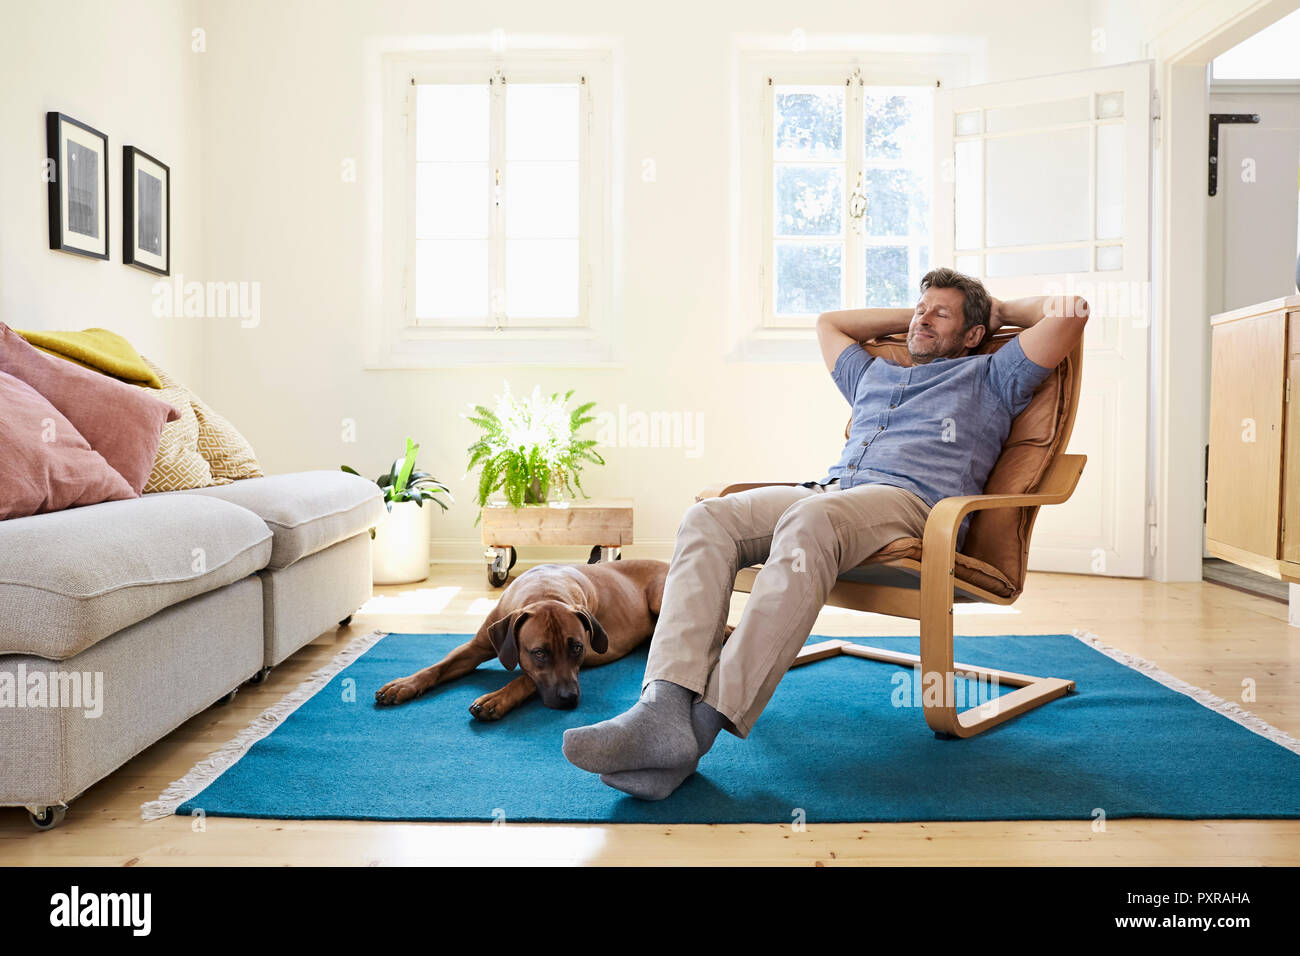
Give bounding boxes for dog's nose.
[555,690,580,709]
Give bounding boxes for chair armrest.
[920,453,1086,569]
[695,481,802,502]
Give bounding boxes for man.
[562,267,1088,800]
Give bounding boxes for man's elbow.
[1070,297,1089,323]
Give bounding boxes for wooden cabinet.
[1207,295,1300,581]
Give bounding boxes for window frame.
[370,48,618,368]
[731,49,968,362]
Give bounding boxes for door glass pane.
[984,96,1090,134]
[955,254,981,275]
[506,238,579,317]
[985,247,1090,276]
[416,162,489,239]
[1096,123,1125,240]
[954,140,982,250]
[1097,91,1124,119]
[416,239,488,318]
[775,166,842,236]
[774,87,844,160]
[506,161,579,238]
[864,90,931,160]
[775,242,842,314]
[506,84,580,160]
[416,84,489,161]
[1097,245,1123,271]
[864,246,911,307]
[955,110,981,136]
[985,127,1089,247]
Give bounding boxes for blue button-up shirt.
[810,336,1054,551]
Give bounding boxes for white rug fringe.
[140,629,390,822]
[1071,628,1300,757]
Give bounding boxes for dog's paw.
[375,677,423,706]
[469,692,505,721]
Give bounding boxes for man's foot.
[598,700,730,800]
[561,680,696,774]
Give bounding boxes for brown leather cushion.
[846,331,1074,597]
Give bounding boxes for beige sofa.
[0,470,384,829]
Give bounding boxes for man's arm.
[815,307,913,372]
[989,295,1089,369]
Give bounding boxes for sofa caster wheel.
[246,667,272,685]
[338,615,353,627]
[216,687,238,705]
[588,546,622,563]
[933,730,957,740]
[28,805,66,830]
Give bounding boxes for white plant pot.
[371,500,432,585]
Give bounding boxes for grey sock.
[561,679,697,774]
[599,700,730,801]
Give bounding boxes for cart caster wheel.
[29,806,66,830]
[339,615,353,627]
[589,546,622,563]
[246,667,272,685]
[587,545,600,564]
[216,687,238,705]
[487,546,516,587]
[933,730,957,740]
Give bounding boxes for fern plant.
[463,383,605,526]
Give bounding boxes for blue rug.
[144,631,1300,824]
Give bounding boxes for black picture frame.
[122,146,170,276]
[46,112,110,261]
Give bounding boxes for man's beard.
[906,327,964,361]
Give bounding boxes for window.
[415,78,583,326]
[372,50,616,367]
[764,76,933,327]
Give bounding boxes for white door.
[933,62,1154,577]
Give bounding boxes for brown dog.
[375,558,714,720]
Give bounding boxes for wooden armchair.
[696,329,1086,739]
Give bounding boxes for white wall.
[0,0,205,384]
[195,0,1095,560]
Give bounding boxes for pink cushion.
[0,322,179,493]
[0,370,137,519]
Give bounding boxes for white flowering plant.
[463,383,605,524]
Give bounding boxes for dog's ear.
[487,610,528,670]
[575,607,608,654]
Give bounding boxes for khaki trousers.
[642,480,932,738]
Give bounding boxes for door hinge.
[1147,499,1158,558]
[1150,89,1162,149]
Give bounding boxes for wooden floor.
[2,562,1298,866]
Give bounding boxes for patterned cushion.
[193,393,262,482]
[141,382,216,493]
[139,357,263,488]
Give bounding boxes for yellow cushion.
[16,328,163,388]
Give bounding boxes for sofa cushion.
[0,322,180,493]
[0,371,136,519]
[0,495,272,659]
[159,471,385,570]
[142,356,264,483]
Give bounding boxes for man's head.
[906,267,993,363]
[486,600,609,709]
